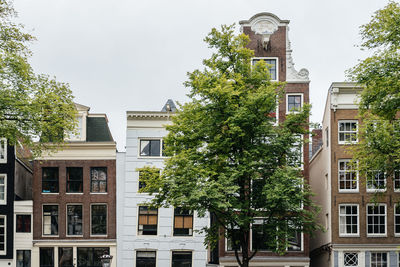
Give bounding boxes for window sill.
[338,142,358,145]
[366,189,386,193]
[367,234,387,237]
[66,234,83,237]
[90,192,108,194]
[338,190,359,193]
[90,234,108,237]
[339,234,360,237]
[66,192,84,195]
[138,156,166,159]
[42,235,59,237]
[41,192,59,195]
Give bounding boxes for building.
[32,103,117,267]
[212,12,311,267]
[117,99,209,267]
[0,139,33,267]
[309,82,400,267]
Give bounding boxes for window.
[338,121,358,144]
[251,58,277,80]
[339,205,359,236]
[90,167,107,193]
[136,251,156,267]
[139,139,163,157]
[0,139,6,163]
[366,171,386,192]
[286,94,303,113]
[40,247,54,267]
[67,205,82,236]
[67,116,83,140]
[338,160,358,192]
[395,205,400,235]
[59,247,73,267]
[173,208,193,236]
[0,174,6,204]
[42,167,59,193]
[371,252,387,267]
[172,251,192,267]
[16,250,31,267]
[138,169,160,193]
[367,204,386,236]
[394,170,400,191]
[91,204,107,235]
[43,205,58,235]
[77,247,109,267]
[138,206,158,235]
[252,218,276,251]
[226,227,242,251]
[66,167,83,193]
[16,215,31,233]
[288,135,303,169]
[287,231,302,251]
[0,216,5,253]
[344,252,358,266]
[325,127,329,147]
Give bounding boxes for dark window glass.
[67,205,82,235]
[16,250,31,267]
[66,167,83,193]
[173,208,193,236]
[287,95,302,112]
[172,251,192,267]
[0,216,4,251]
[140,140,161,157]
[77,247,109,267]
[138,206,158,235]
[136,251,156,267]
[40,248,54,267]
[16,215,31,233]
[287,231,302,251]
[252,58,277,80]
[226,228,242,251]
[90,167,107,193]
[43,205,58,235]
[59,247,73,267]
[91,205,107,235]
[252,218,276,251]
[42,167,59,193]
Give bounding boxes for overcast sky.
[14,0,389,151]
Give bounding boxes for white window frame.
[42,204,59,237]
[338,160,358,193]
[366,171,386,193]
[171,250,193,267]
[0,139,6,164]
[136,251,157,267]
[0,215,6,255]
[251,57,279,81]
[343,252,359,267]
[370,252,388,267]
[90,203,108,237]
[338,120,358,144]
[394,204,400,236]
[65,204,83,237]
[338,204,359,237]
[0,174,6,205]
[394,169,400,192]
[286,93,304,114]
[366,204,387,237]
[138,138,164,158]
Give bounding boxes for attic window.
[251,58,277,80]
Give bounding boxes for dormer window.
[67,116,84,141]
[0,139,6,163]
[251,58,278,81]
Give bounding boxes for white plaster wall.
[117,123,209,267]
[13,200,33,267]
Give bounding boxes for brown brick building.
[214,12,311,267]
[32,104,117,267]
[310,83,400,267]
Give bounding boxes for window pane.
[67,205,82,235]
[172,251,192,267]
[43,205,58,235]
[66,167,83,193]
[136,251,156,267]
[59,247,73,267]
[42,168,59,193]
[91,205,107,235]
[40,248,54,267]
[16,215,31,233]
[90,167,107,193]
[17,250,31,267]
[77,247,109,267]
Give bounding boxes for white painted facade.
[117,110,209,267]
[13,201,33,267]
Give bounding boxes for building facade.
[32,103,117,267]
[310,82,400,267]
[117,100,209,267]
[213,12,311,267]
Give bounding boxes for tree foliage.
[0,0,76,156]
[348,1,400,190]
[145,25,321,267]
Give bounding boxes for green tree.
[0,0,76,156]
[348,1,400,191]
[144,25,321,267]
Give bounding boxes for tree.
[347,1,400,192]
[143,25,321,267]
[0,0,76,156]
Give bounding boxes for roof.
[86,116,114,142]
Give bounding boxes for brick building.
[32,103,117,267]
[310,82,400,267]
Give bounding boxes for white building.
[117,100,209,267]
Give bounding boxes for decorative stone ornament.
[252,20,278,50]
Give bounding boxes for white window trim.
[338,160,359,193]
[0,174,6,205]
[42,204,59,237]
[90,203,108,237]
[251,57,279,81]
[286,93,304,114]
[394,204,400,237]
[137,206,159,237]
[0,139,7,164]
[343,252,359,267]
[172,208,194,238]
[135,250,157,266]
[338,204,359,237]
[170,250,193,267]
[138,138,165,158]
[394,170,400,192]
[338,120,358,145]
[0,215,6,255]
[370,252,389,267]
[366,171,386,193]
[65,204,83,237]
[15,213,32,233]
[366,204,387,237]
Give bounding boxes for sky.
[13,0,390,151]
